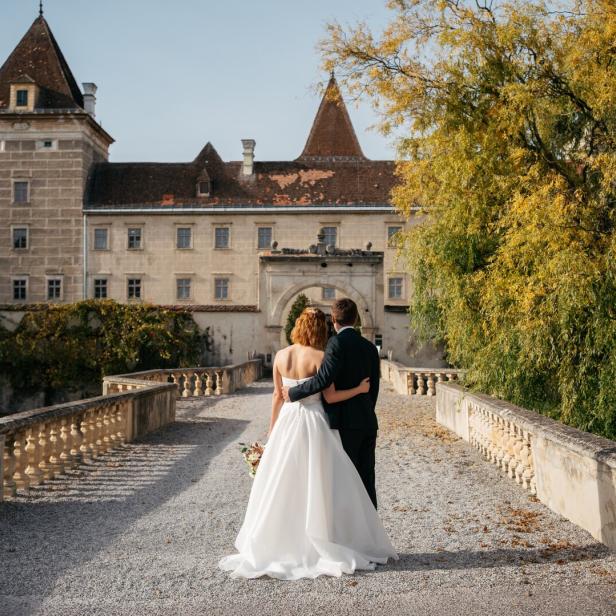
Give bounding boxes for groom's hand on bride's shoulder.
[282,387,291,402]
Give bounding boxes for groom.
[282,298,381,508]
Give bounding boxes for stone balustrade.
[102,359,264,399]
[1,358,263,502]
[380,359,463,396]
[0,381,175,501]
[437,382,616,550]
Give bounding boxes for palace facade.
[0,13,444,367]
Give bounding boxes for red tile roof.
[0,16,84,110]
[85,78,397,210]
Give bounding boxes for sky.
[0,1,395,163]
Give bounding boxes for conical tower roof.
[297,75,366,161]
[0,15,84,110]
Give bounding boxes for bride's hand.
[358,377,370,394]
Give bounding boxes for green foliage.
[285,294,310,345]
[324,1,616,438]
[0,300,205,403]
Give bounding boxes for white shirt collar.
[336,325,355,334]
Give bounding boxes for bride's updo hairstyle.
[291,307,328,350]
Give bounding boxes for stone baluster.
[521,431,534,492]
[469,405,478,449]
[49,420,65,476]
[86,410,99,459]
[182,373,192,397]
[416,373,425,395]
[70,415,83,465]
[170,373,180,396]
[501,419,512,473]
[38,422,54,480]
[426,373,436,396]
[205,372,213,396]
[406,371,415,395]
[508,424,522,480]
[102,405,113,452]
[480,409,489,457]
[437,372,445,386]
[80,411,93,462]
[115,403,127,445]
[24,426,44,486]
[194,373,203,396]
[107,405,119,449]
[486,412,496,462]
[215,371,224,396]
[3,436,17,498]
[59,417,73,469]
[12,431,29,491]
[495,417,506,469]
[94,408,105,455]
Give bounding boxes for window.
[387,226,402,246]
[36,139,57,151]
[94,278,108,299]
[257,227,272,250]
[388,277,403,299]
[47,278,62,300]
[127,278,141,299]
[215,277,229,300]
[321,226,337,247]
[215,227,230,249]
[127,228,142,249]
[13,279,27,301]
[198,181,210,196]
[16,90,28,107]
[322,286,336,301]
[12,227,28,249]
[94,228,108,250]
[176,227,192,249]
[13,181,29,204]
[176,278,191,300]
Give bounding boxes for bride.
[219,307,398,580]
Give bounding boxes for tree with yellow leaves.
[323,1,616,437]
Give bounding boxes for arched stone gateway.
[259,235,384,354]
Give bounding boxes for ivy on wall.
[0,300,207,404]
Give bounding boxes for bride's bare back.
[275,344,324,381]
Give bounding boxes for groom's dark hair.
[332,298,358,327]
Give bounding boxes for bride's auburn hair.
[291,308,328,350]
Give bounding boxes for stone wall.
[0,115,110,304]
[436,383,616,550]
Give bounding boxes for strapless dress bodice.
[282,376,322,406]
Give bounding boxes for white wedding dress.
[219,376,398,580]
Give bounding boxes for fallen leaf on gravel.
[347,580,358,587]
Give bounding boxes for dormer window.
[16,90,28,107]
[198,180,211,196]
[9,78,38,112]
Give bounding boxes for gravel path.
[1,381,615,616]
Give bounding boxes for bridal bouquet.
[239,441,264,478]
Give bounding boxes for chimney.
[242,139,256,176]
[82,82,97,117]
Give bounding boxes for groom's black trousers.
[339,429,378,509]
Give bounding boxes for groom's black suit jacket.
[288,328,380,431]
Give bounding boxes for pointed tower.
[298,75,366,162]
[0,14,114,304]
